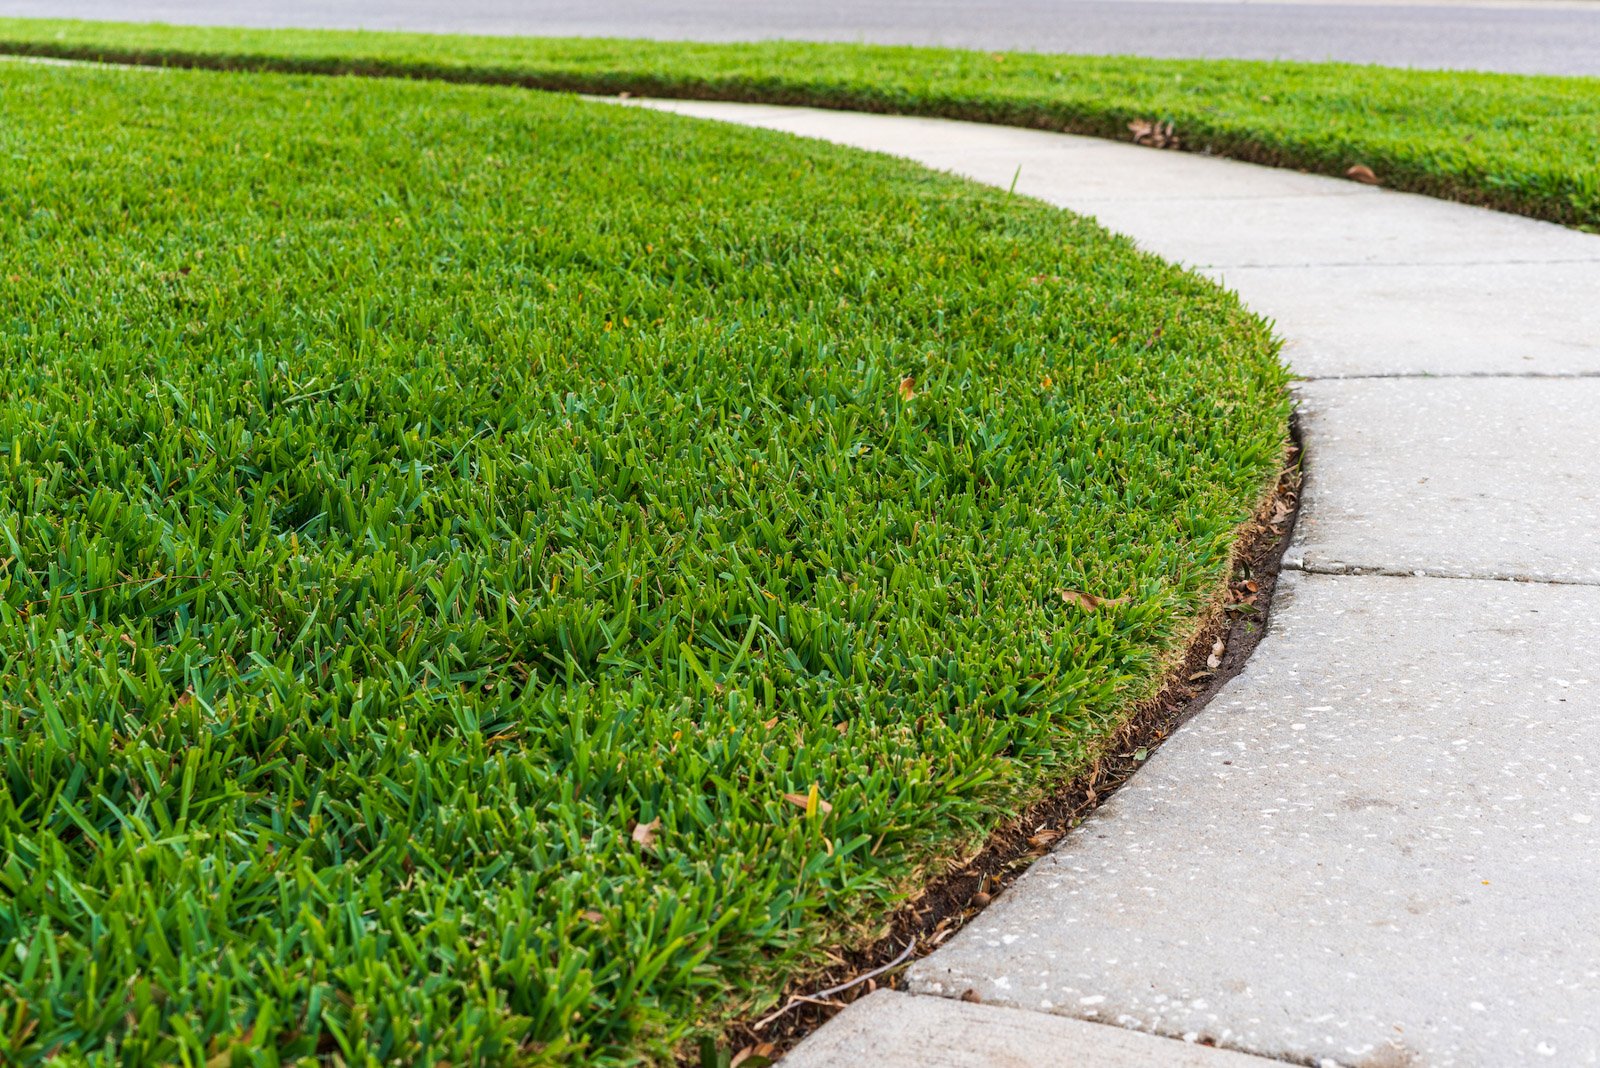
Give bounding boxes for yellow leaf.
[782,785,833,816]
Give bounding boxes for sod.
[0,59,1286,1064]
[0,20,1597,230]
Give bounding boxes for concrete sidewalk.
[619,99,1600,1066]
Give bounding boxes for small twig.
[752,936,918,1031]
[787,995,845,1009]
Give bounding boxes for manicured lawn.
[1,20,1597,229]
[0,60,1286,1064]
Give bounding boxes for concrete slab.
[1207,261,1600,378]
[1068,191,1600,269]
[1288,377,1600,584]
[783,989,1292,1067]
[909,570,1600,1068]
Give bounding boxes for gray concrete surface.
[784,989,1294,1067]
[4,0,1600,76]
[1212,261,1600,378]
[1288,377,1600,583]
[910,572,1600,1068]
[1072,191,1600,268]
[609,101,1600,1067]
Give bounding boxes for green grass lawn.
[1,19,1597,229]
[0,58,1286,1065]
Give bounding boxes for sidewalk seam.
[1283,559,1600,588]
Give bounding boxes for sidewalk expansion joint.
[1200,256,1600,269]
[1284,558,1600,588]
[1298,370,1600,381]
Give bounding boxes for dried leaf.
[1059,589,1129,611]
[1128,119,1181,149]
[1345,164,1380,185]
[581,910,604,923]
[731,1043,777,1068]
[782,785,834,816]
[898,375,916,401]
[631,818,660,849]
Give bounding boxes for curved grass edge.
[0,19,1597,231]
[0,60,1292,1068]
[727,436,1302,1061]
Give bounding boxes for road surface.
[1,0,1597,76]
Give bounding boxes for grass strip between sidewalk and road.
[0,19,1597,230]
[0,59,1288,1065]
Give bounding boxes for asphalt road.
[1,0,1597,75]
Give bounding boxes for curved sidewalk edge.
[610,99,1600,1067]
[782,990,1288,1068]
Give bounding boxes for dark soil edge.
[0,41,1589,231]
[709,417,1303,1064]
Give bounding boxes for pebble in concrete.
[1288,377,1600,585]
[910,570,1600,1068]
[783,990,1291,1068]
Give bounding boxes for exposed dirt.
[710,419,1303,1065]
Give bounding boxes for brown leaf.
[581,910,604,923]
[1027,829,1062,849]
[731,1043,777,1067]
[1058,589,1129,611]
[898,375,916,401]
[782,786,834,816]
[1345,164,1380,185]
[631,818,660,849]
[1128,118,1181,150]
